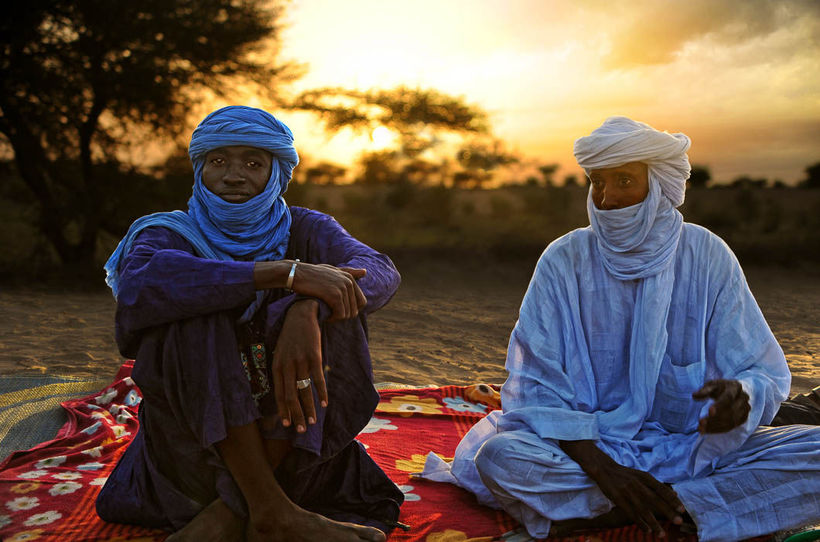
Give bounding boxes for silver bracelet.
[286,259,300,291]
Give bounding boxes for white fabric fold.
[418,116,817,541]
[574,116,691,207]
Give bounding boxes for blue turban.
[104,105,299,298]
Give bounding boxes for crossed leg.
[167,422,385,542]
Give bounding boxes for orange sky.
[270,0,819,184]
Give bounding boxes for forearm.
[339,253,400,313]
[253,259,299,290]
[290,209,400,314]
[559,439,614,477]
[117,248,256,330]
[283,298,320,326]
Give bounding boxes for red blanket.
[0,361,704,541]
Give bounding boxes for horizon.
[260,0,820,185]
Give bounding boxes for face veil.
[104,106,299,299]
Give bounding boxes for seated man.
[97,106,403,541]
[430,117,820,541]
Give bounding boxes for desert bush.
[2,171,819,280]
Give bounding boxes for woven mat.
[0,375,109,464]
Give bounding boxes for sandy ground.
[0,260,817,396]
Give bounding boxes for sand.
[0,260,817,396]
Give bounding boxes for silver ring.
[296,378,312,390]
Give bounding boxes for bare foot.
[247,505,385,542]
[166,498,244,542]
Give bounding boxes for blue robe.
[425,223,820,541]
[96,207,404,532]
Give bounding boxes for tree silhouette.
[731,175,768,189]
[688,165,711,188]
[455,140,518,188]
[538,164,559,187]
[292,86,489,158]
[799,162,820,188]
[301,162,348,185]
[0,1,295,266]
[358,151,401,185]
[563,174,580,187]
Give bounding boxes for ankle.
[249,499,301,531]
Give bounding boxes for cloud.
[588,0,820,68]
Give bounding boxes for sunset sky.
[267,0,820,185]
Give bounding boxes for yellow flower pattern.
[395,453,451,473]
[5,529,44,542]
[426,529,494,542]
[379,395,444,417]
[9,482,41,494]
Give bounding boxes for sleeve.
[115,227,257,334]
[264,208,401,335]
[497,244,602,442]
[292,207,401,314]
[690,236,791,474]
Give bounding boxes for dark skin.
[172,146,383,541]
[204,145,369,432]
[254,264,367,433]
[588,161,650,210]
[554,163,753,538]
[692,379,751,434]
[201,145,272,204]
[557,440,685,537]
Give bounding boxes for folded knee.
[475,433,518,480]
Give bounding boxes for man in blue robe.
[424,117,820,541]
[97,106,403,541]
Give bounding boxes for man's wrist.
[559,439,610,477]
[253,260,298,290]
[288,298,319,317]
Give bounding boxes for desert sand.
[0,258,817,396]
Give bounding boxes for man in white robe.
[423,117,820,541]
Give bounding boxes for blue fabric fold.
[104,106,299,306]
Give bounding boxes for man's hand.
[271,300,329,433]
[291,264,367,321]
[590,462,685,535]
[692,379,750,433]
[560,440,685,536]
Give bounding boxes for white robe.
[423,224,820,541]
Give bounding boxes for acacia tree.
[0,0,295,266]
[454,140,518,188]
[292,86,489,164]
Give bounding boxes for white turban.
[573,117,691,207]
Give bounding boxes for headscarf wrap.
[104,106,299,319]
[574,116,690,279]
[572,116,691,438]
[574,116,691,207]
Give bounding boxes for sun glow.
[279,0,820,184]
[370,126,395,150]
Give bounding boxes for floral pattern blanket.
[0,361,705,542]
